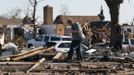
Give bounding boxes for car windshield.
[35,35,43,41]
[51,36,60,41]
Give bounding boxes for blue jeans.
[68,40,83,61]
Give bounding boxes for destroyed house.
[53,15,100,35]
[53,15,100,25]
[0,17,22,25]
[90,21,111,29]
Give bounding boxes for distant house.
[123,24,134,34]
[0,17,22,25]
[54,15,100,25]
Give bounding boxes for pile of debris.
[0,43,134,75]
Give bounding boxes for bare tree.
[12,8,22,19]
[104,0,124,47]
[60,4,70,16]
[28,0,44,37]
[29,0,37,24]
[1,8,22,19]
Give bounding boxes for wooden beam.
[10,47,44,58]
[9,46,54,61]
[53,52,63,60]
[26,58,45,73]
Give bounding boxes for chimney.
[43,5,53,25]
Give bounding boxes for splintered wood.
[0,62,134,75]
[9,46,54,61]
[26,58,45,73]
[53,52,63,60]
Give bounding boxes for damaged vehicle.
[27,34,72,48]
[45,41,71,52]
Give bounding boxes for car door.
[55,41,71,52]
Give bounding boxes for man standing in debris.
[67,18,85,63]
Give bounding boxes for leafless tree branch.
[29,0,34,7]
[37,0,44,3]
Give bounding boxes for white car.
[45,41,71,53]
[54,41,71,52]
[27,34,72,48]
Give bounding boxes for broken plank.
[53,52,63,60]
[10,47,44,58]
[26,58,45,73]
[10,46,54,61]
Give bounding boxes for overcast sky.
[0,0,134,24]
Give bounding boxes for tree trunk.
[110,4,120,46]
[104,0,124,47]
[32,0,37,38]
